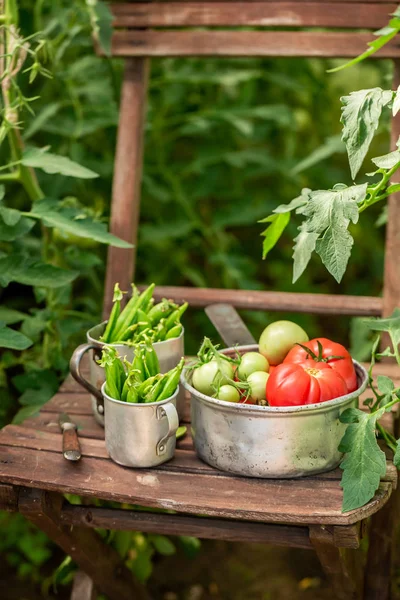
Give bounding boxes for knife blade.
[59,413,81,461]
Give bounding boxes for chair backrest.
[102,1,400,319]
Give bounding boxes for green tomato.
[237,351,269,380]
[247,371,269,403]
[259,320,309,365]
[217,384,240,403]
[192,359,234,396]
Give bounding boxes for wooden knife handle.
[62,427,81,461]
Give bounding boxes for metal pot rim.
[87,321,184,349]
[101,382,179,407]
[181,346,368,414]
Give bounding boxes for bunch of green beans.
[101,283,188,345]
[99,344,185,404]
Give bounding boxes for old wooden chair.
[0,2,400,599]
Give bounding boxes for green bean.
[147,300,174,326]
[116,323,139,342]
[142,344,160,377]
[111,284,140,341]
[132,351,146,382]
[137,308,151,333]
[165,324,183,340]
[136,284,156,312]
[165,302,188,330]
[156,358,184,401]
[144,374,167,403]
[126,387,139,403]
[102,284,124,343]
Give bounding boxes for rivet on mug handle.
[70,343,104,415]
[156,402,179,456]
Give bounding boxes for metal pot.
[70,322,185,426]
[102,383,179,468]
[181,344,368,478]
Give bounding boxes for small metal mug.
[69,322,185,426]
[101,383,179,468]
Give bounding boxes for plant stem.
[360,161,400,213]
[377,422,397,453]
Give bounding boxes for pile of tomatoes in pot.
[191,321,358,407]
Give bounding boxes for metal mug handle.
[156,402,179,456]
[70,343,104,415]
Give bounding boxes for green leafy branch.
[339,309,400,512]
[261,86,400,283]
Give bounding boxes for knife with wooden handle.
[59,413,81,461]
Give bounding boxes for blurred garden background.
[0,0,396,597]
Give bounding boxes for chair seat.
[0,360,397,527]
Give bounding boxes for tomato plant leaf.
[315,223,354,283]
[341,88,393,179]
[21,147,99,179]
[292,224,318,283]
[0,216,35,242]
[393,85,400,116]
[339,407,386,512]
[372,148,400,170]
[0,254,78,288]
[273,188,310,214]
[0,323,33,350]
[0,205,21,226]
[377,375,395,395]
[298,183,366,282]
[28,199,133,248]
[88,0,113,57]
[0,307,27,325]
[260,212,290,259]
[364,308,400,348]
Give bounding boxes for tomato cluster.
[191,321,358,407]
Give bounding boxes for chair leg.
[310,526,364,600]
[71,571,96,600]
[18,487,151,600]
[364,484,400,600]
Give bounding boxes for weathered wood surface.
[140,286,383,316]
[110,30,400,58]
[0,374,395,527]
[111,2,396,29]
[103,58,149,317]
[60,503,312,548]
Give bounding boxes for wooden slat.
[110,30,400,58]
[103,58,149,318]
[0,444,391,524]
[205,303,256,346]
[112,2,396,29]
[60,503,312,548]
[144,286,382,316]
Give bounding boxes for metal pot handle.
[70,344,104,415]
[156,402,179,456]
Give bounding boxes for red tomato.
[267,361,348,407]
[283,337,357,393]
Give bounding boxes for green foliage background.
[0,0,394,593]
